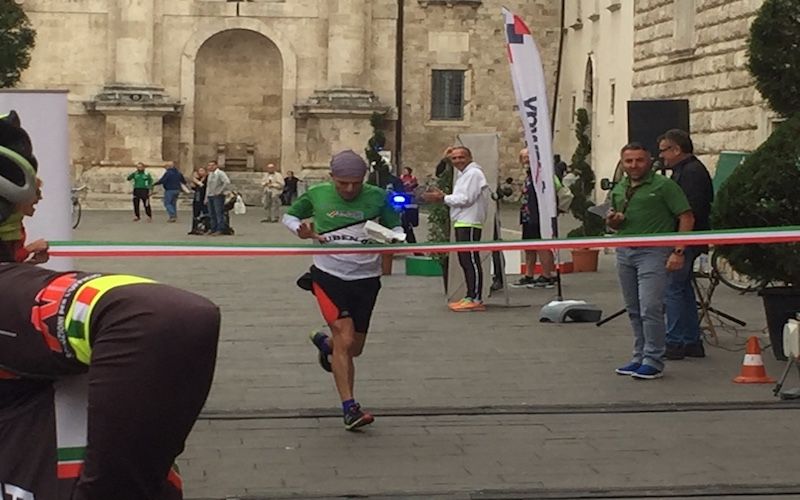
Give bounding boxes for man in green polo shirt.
[606,143,694,380]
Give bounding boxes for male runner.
[282,150,402,431]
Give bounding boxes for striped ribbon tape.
[48,226,800,258]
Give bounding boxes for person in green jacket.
[127,162,153,221]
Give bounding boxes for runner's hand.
[24,239,50,264]
[297,222,325,242]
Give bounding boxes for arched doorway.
[194,29,283,171]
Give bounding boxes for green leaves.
[427,161,453,264]
[567,108,604,237]
[0,2,36,88]
[748,0,800,116]
[712,114,800,286]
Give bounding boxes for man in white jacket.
[423,146,490,311]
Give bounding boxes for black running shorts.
[310,266,381,334]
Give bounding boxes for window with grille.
[431,70,465,121]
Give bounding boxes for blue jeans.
[616,247,671,370]
[163,189,179,219]
[665,246,702,346]
[207,195,227,233]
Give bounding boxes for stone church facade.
[17,0,559,204]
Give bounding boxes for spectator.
[511,148,557,289]
[282,170,300,205]
[153,161,186,223]
[261,163,284,223]
[0,177,48,264]
[553,154,568,181]
[658,129,714,360]
[400,167,418,193]
[127,162,153,222]
[608,143,694,380]
[188,166,209,235]
[423,146,490,312]
[205,160,231,235]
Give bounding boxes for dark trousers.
[454,226,483,301]
[208,195,227,233]
[191,199,207,232]
[133,188,152,219]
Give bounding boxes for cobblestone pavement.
[70,209,798,499]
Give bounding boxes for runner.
[282,150,402,431]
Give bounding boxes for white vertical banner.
[503,9,557,239]
[0,90,73,270]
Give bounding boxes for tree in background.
[712,0,800,286]
[0,2,36,88]
[567,108,605,237]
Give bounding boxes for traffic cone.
[733,336,776,384]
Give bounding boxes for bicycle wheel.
[711,250,765,293]
[71,199,81,229]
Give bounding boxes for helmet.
[0,111,38,223]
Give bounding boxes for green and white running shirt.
[284,182,402,280]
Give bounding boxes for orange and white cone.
[733,336,776,384]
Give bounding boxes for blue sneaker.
[615,362,641,375]
[631,364,663,380]
[309,331,332,373]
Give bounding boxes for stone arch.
[194,29,282,170]
[179,19,298,172]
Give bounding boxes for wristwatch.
[672,248,685,256]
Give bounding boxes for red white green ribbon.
[48,226,800,258]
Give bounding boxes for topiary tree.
[747,0,800,118]
[712,0,800,286]
[0,3,36,88]
[567,108,605,237]
[427,160,453,266]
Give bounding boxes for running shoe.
[511,276,536,288]
[309,330,332,373]
[343,403,374,431]
[450,298,486,312]
[531,275,558,289]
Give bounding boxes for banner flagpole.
[503,7,602,322]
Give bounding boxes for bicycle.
[704,248,768,293]
[71,186,86,229]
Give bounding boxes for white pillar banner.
[502,8,557,239]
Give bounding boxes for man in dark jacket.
[658,129,714,360]
[154,161,186,222]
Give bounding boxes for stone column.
[87,0,180,171]
[327,0,367,88]
[115,0,155,85]
[295,0,389,180]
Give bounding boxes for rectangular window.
[570,95,577,123]
[674,0,696,52]
[609,81,616,116]
[431,70,465,121]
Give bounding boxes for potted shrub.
[423,158,453,287]
[712,0,800,360]
[566,108,606,271]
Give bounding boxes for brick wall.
[401,0,561,181]
[633,0,767,170]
